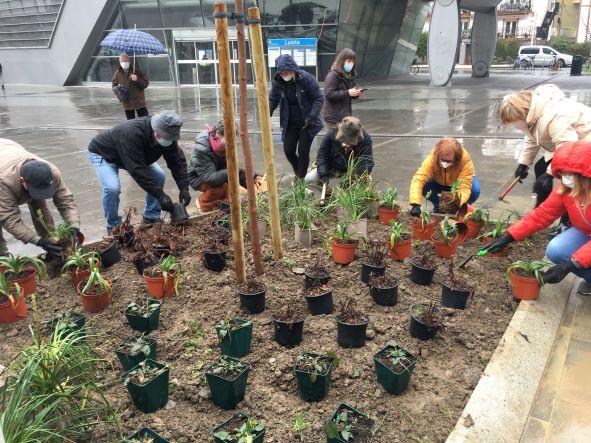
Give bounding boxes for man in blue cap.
[87,110,191,233]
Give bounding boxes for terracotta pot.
[67,261,100,288]
[510,272,541,301]
[143,271,176,299]
[432,240,458,258]
[389,238,412,261]
[7,269,36,297]
[331,240,356,265]
[378,206,399,226]
[411,220,435,241]
[77,277,112,313]
[0,293,27,323]
[465,220,484,239]
[484,237,509,257]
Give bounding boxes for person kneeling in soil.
[0,138,80,255]
[188,121,262,212]
[304,116,373,186]
[483,141,591,295]
[408,137,480,217]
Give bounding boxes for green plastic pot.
[216,319,253,358]
[212,413,266,443]
[294,353,333,402]
[205,357,250,410]
[115,337,157,372]
[373,344,417,395]
[128,427,169,443]
[124,298,162,333]
[325,403,375,443]
[124,359,169,413]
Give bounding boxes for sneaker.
[142,217,161,225]
[548,223,568,240]
[578,280,591,295]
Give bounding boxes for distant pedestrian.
[269,54,323,179]
[112,53,149,120]
[321,48,363,130]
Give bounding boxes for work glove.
[179,188,191,207]
[481,233,514,254]
[514,164,529,181]
[542,261,576,284]
[410,204,421,218]
[37,238,63,255]
[157,192,174,212]
[70,226,81,240]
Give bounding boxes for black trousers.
[125,107,149,120]
[533,156,570,225]
[283,125,314,179]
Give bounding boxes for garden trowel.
[458,249,488,269]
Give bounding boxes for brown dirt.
[273,307,304,323]
[0,213,550,442]
[369,275,398,289]
[439,192,460,215]
[304,264,330,279]
[305,285,332,297]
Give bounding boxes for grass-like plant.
[36,208,76,242]
[80,267,111,296]
[389,221,410,245]
[378,187,398,209]
[480,210,520,240]
[61,248,99,274]
[507,259,551,285]
[150,255,182,295]
[0,254,46,279]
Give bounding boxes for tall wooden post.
[214,3,246,284]
[235,0,263,276]
[247,6,283,260]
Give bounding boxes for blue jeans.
[546,227,591,282]
[422,176,480,210]
[87,151,165,228]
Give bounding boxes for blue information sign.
[267,37,317,68]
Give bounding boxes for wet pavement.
[1,70,590,253]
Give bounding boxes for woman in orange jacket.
[408,137,480,216]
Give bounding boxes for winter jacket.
[112,67,149,111]
[509,141,591,267]
[269,55,323,139]
[0,139,79,244]
[88,117,189,198]
[188,132,228,190]
[316,128,373,181]
[321,69,356,124]
[519,84,591,166]
[409,147,475,206]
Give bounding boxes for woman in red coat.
[484,141,591,294]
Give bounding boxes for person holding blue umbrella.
[112,53,149,120]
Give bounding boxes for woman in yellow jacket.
[408,137,480,216]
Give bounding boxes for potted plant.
[77,266,112,313]
[326,223,357,265]
[143,255,181,298]
[439,179,462,214]
[202,236,227,272]
[304,284,334,315]
[124,359,169,413]
[36,210,79,259]
[332,184,370,237]
[294,352,339,402]
[479,210,520,257]
[112,206,139,248]
[304,257,331,289]
[336,298,369,348]
[463,207,489,239]
[324,404,374,443]
[410,251,437,286]
[388,221,412,261]
[205,355,250,410]
[360,239,387,285]
[0,275,26,324]
[61,248,100,288]
[441,262,472,309]
[411,191,436,240]
[374,341,417,395]
[116,334,157,371]
[47,309,85,336]
[409,302,444,340]
[286,179,319,247]
[94,237,122,268]
[507,260,550,301]
[215,318,253,358]
[150,222,175,259]
[378,187,400,225]
[124,297,163,333]
[0,253,46,296]
[237,277,266,314]
[126,427,169,443]
[213,414,266,443]
[255,193,269,237]
[432,216,462,258]
[369,274,399,306]
[273,306,305,347]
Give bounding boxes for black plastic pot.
[216,319,253,358]
[336,318,368,348]
[374,344,417,395]
[205,358,250,409]
[238,288,266,314]
[124,298,162,333]
[304,269,330,290]
[203,251,227,272]
[409,302,442,340]
[441,282,471,310]
[117,229,135,248]
[294,353,333,402]
[133,254,158,275]
[128,427,169,443]
[325,404,375,443]
[360,262,386,285]
[212,414,265,443]
[171,203,189,226]
[370,280,399,306]
[124,359,169,413]
[410,261,436,285]
[100,242,121,268]
[273,317,304,347]
[116,337,157,371]
[305,289,334,315]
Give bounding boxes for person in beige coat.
[0,139,80,254]
[500,84,591,235]
[112,53,149,120]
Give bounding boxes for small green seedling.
[507,260,551,286]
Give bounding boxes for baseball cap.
[20,160,55,200]
[151,111,183,141]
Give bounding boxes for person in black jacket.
[321,48,363,129]
[269,54,324,179]
[87,111,191,232]
[304,116,373,185]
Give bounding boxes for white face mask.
[155,133,173,147]
[440,160,453,169]
[281,73,293,82]
[120,61,130,70]
[562,173,575,189]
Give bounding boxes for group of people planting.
[1,48,591,293]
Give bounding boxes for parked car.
[518,46,573,68]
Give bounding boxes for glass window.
[137,56,171,82]
[120,0,162,28]
[259,0,339,26]
[520,47,539,55]
[160,0,203,28]
[84,57,120,82]
[201,0,235,26]
[176,41,196,60]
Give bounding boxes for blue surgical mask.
[343,62,354,73]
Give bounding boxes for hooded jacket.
[519,84,591,166]
[88,117,189,198]
[321,69,357,124]
[409,147,475,206]
[508,141,591,267]
[0,139,79,244]
[188,132,227,190]
[269,55,323,138]
[317,128,373,181]
[112,66,149,111]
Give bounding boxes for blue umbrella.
[100,29,167,71]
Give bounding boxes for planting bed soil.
[0,212,551,442]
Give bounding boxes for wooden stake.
[247,6,283,260]
[235,0,263,276]
[214,3,246,284]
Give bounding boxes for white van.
[518,46,573,68]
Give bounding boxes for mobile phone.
[359,88,367,92]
